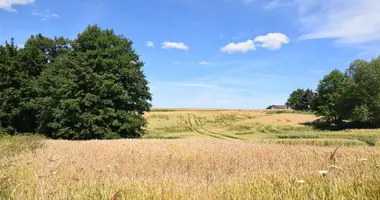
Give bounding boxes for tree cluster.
[0,25,152,139]
[288,56,380,127]
[286,88,316,111]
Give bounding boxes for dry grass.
[2,110,380,199]
[1,138,380,199]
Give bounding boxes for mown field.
[1,109,380,199]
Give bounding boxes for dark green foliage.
[351,104,370,123]
[0,25,152,139]
[0,38,40,134]
[313,70,349,123]
[286,88,305,110]
[286,88,315,111]
[298,89,315,111]
[345,59,366,78]
[351,56,380,126]
[298,56,380,129]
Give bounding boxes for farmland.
[1,109,380,199]
[144,109,380,146]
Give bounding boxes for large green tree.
[351,56,380,126]
[345,59,367,78]
[286,89,305,110]
[0,25,152,139]
[0,39,23,133]
[36,25,152,139]
[0,34,69,134]
[313,69,350,123]
[285,56,380,128]
[298,89,315,111]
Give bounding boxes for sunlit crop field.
[1,109,380,199]
[145,109,380,146]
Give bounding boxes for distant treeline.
[0,25,152,139]
[287,56,380,128]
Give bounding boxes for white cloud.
[296,0,380,44]
[172,61,181,64]
[265,0,280,9]
[162,41,189,50]
[221,33,289,52]
[32,9,60,21]
[0,0,34,12]
[220,39,255,53]
[254,33,290,50]
[146,41,154,47]
[199,61,211,65]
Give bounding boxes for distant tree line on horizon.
[0,25,152,139]
[286,56,380,128]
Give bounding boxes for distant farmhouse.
[266,105,290,110]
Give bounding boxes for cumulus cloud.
[146,41,154,47]
[254,33,290,50]
[162,41,189,50]
[221,33,289,52]
[199,61,211,65]
[220,39,255,53]
[32,9,60,21]
[296,0,380,44]
[0,0,34,12]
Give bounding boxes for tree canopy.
[0,25,152,139]
[286,88,315,111]
[298,89,315,111]
[286,89,305,110]
[313,69,349,123]
[287,56,380,128]
[351,57,380,125]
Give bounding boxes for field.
[145,109,380,146]
[1,109,380,199]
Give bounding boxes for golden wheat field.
[1,109,380,200]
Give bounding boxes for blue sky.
[1,0,380,109]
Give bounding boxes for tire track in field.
[187,114,223,139]
[187,114,244,140]
[191,114,245,140]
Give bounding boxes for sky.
[1,0,380,109]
